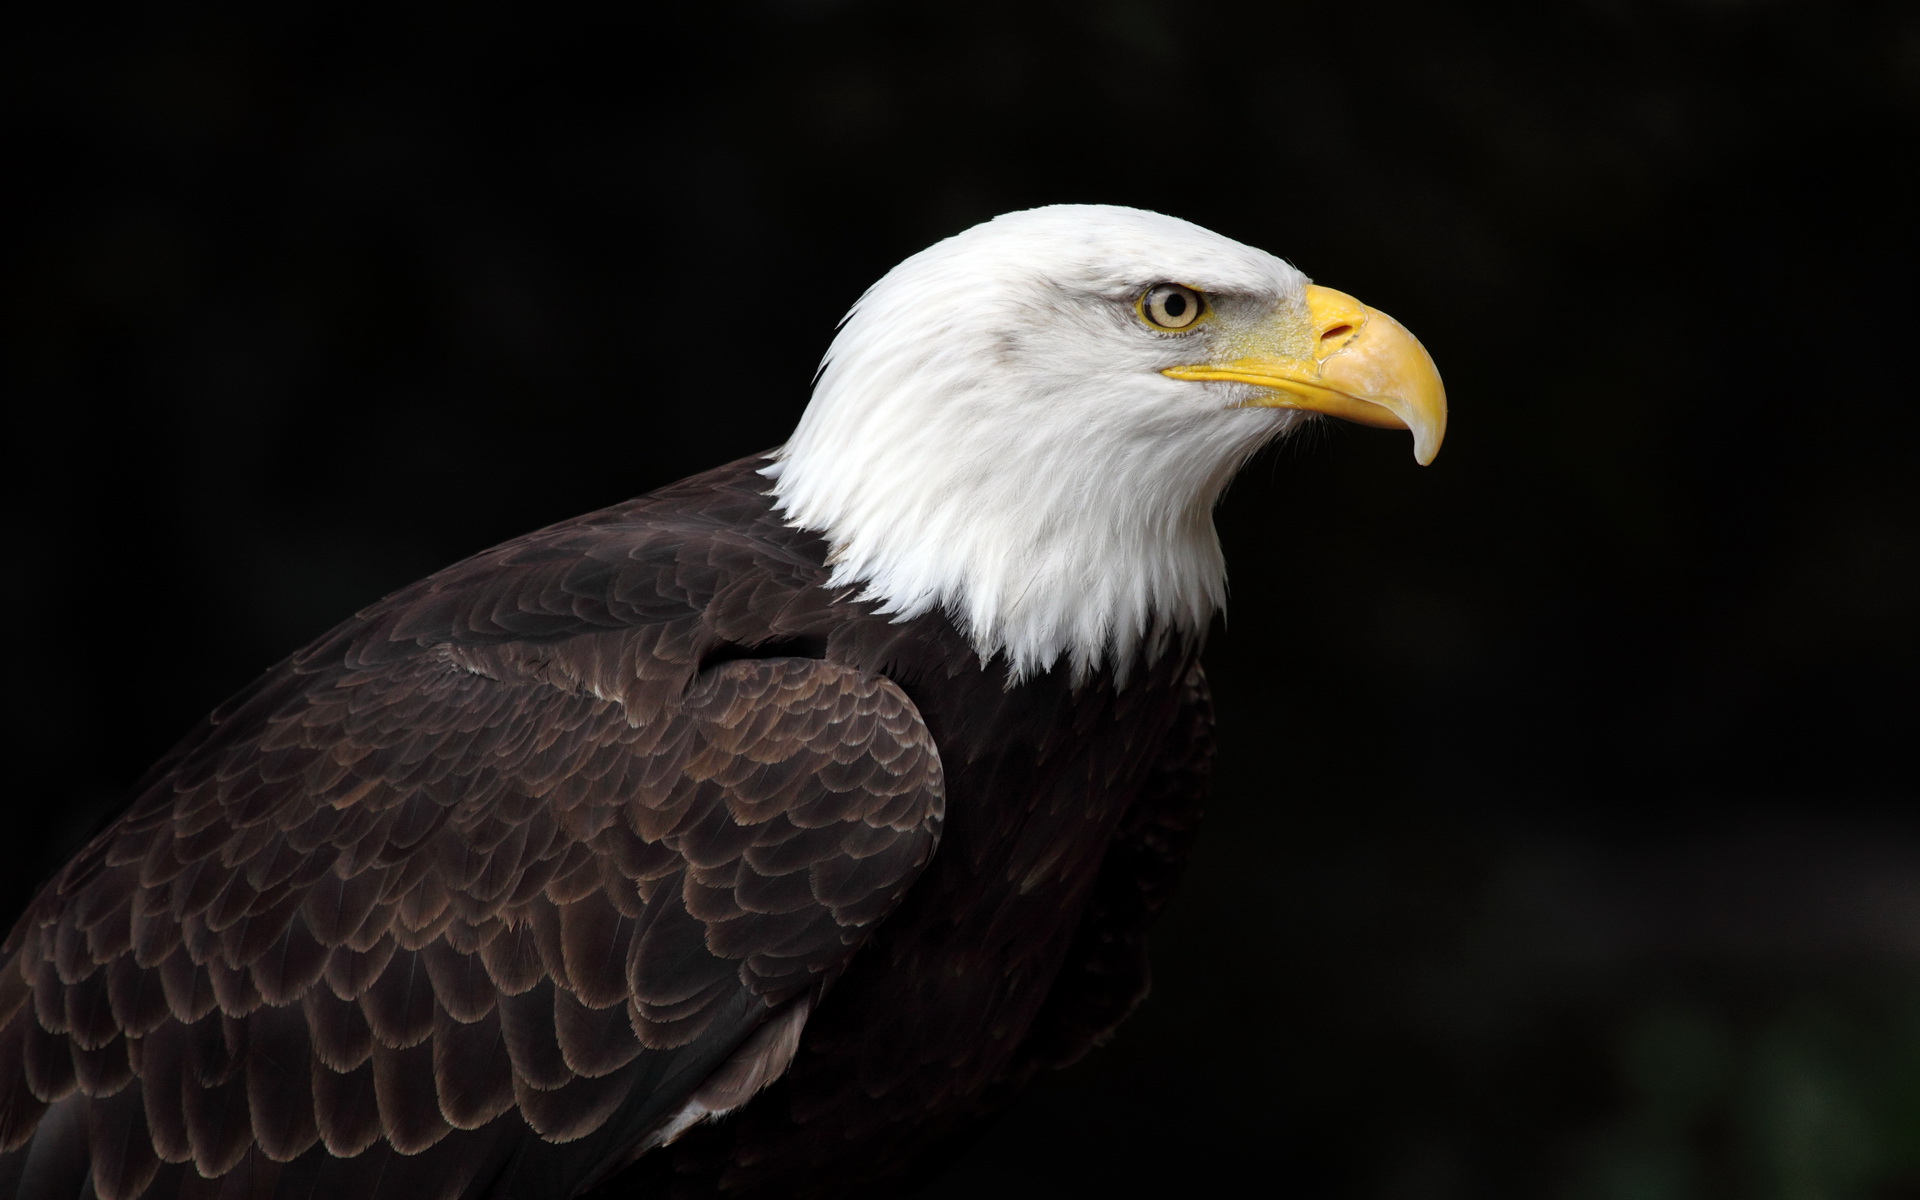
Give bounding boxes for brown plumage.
[0,457,1211,1199]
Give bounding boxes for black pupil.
[1161,291,1187,319]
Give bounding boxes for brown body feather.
[1,455,1211,1199]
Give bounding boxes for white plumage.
[766,205,1321,682]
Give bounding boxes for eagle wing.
[0,625,945,1200]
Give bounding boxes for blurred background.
[7,2,1918,1196]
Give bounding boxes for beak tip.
[1412,428,1443,466]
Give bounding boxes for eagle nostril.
[1317,323,1356,359]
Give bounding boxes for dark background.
[9,3,1918,1196]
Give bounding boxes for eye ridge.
[1138,282,1207,332]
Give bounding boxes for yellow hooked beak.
[1163,285,1448,465]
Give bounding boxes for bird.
[0,204,1445,1199]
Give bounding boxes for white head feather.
[764,205,1315,683]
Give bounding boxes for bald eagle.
[0,206,1444,1198]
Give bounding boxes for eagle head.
[766,205,1446,683]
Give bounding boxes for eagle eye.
[1138,283,1206,331]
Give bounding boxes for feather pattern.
[1,461,952,1197]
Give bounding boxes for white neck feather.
[762,207,1306,683]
